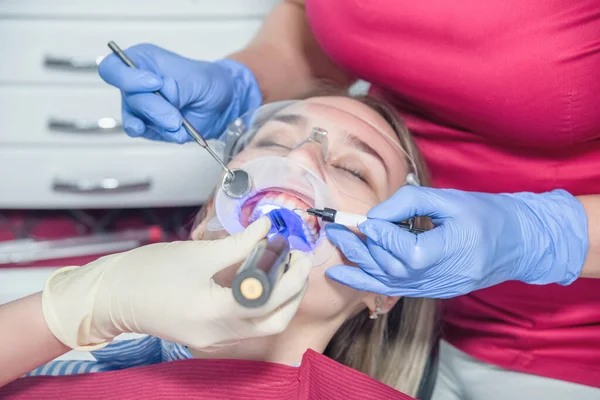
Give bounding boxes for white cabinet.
[0,20,265,84]
[0,1,278,208]
[0,144,223,208]
[0,0,279,18]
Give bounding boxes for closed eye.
[334,165,367,183]
[255,139,293,150]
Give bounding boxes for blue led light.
[264,208,313,252]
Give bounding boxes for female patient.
[24,93,438,397]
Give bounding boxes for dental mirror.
[222,169,252,199]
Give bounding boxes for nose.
[286,141,328,180]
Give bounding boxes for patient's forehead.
[299,96,399,143]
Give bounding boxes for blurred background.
[0,0,281,328]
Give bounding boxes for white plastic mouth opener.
[297,207,425,234]
[107,41,252,199]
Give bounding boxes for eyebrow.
[270,113,308,126]
[342,131,389,175]
[270,113,389,173]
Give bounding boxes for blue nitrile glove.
[325,186,588,298]
[98,44,262,143]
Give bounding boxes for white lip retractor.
[213,156,336,262]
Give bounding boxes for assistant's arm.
[577,195,600,279]
[0,218,312,387]
[0,292,69,386]
[228,0,354,102]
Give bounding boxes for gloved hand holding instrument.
[325,186,589,298]
[43,217,312,351]
[98,43,262,143]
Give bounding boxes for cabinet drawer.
[0,19,261,84]
[0,145,222,209]
[0,87,160,145]
[0,0,278,18]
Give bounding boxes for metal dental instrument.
[220,168,252,199]
[297,207,425,234]
[232,210,292,308]
[107,41,251,199]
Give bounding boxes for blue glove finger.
[365,239,415,279]
[326,265,397,296]
[422,274,476,296]
[394,282,466,298]
[135,120,190,143]
[98,54,163,93]
[143,128,174,142]
[367,185,454,221]
[326,265,435,297]
[158,76,181,108]
[365,239,470,296]
[325,225,387,279]
[121,102,146,138]
[156,125,191,144]
[140,130,164,141]
[376,285,458,298]
[120,80,190,144]
[123,92,182,132]
[151,76,203,142]
[360,219,444,271]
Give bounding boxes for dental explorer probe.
[297,207,425,234]
[107,41,252,199]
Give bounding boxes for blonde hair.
[192,90,439,397]
[312,91,438,397]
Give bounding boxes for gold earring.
[369,296,383,320]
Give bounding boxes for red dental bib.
[0,350,413,400]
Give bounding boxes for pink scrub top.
[306,0,600,388]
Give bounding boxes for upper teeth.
[248,193,320,245]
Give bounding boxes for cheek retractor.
[214,156,337,266]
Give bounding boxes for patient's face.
[194,96,409,322]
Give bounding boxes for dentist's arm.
[0,218,311,386]
[97,0,352,143]
[0,293,69,387]
[228,0,353,102]
[578,195,600,278]
[326,187,595,298]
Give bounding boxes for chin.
[294,259,359,321]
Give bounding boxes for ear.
[363,293,401,315]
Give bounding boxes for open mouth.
[240,189,321,246]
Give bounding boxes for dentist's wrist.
[512,189,588,285]
[42,264,114,351]
[216,59,263,120]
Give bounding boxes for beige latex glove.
[41,217,312,351]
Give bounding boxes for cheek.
[295,252,363,321]
[324,179,375,217]
[227,150,267,169]
[191,206,238,285]
[330,194,372,216]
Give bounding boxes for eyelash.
[257,140,292,150]
[258,140,368,184]
[334,165,367,183]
